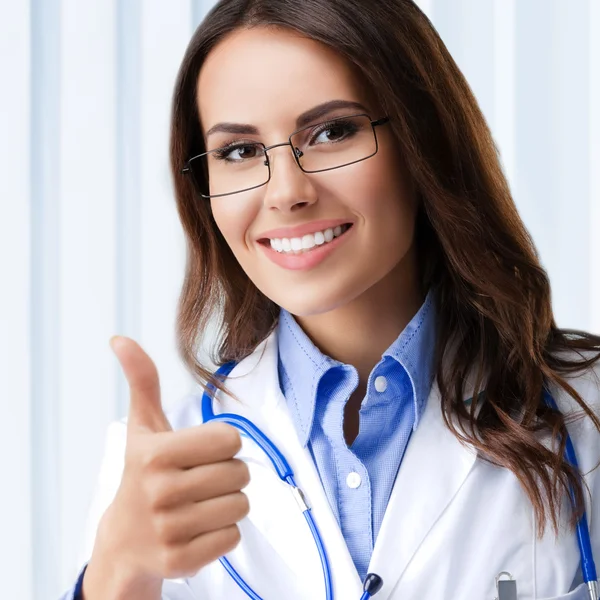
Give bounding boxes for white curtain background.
[1,1,599,598]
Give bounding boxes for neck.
[295,244,424,385]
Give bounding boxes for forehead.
[196,26,370,135]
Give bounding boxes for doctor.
[63,1,600,599]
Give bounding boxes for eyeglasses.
[181,113,390,198]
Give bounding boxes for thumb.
[110,335,172,434]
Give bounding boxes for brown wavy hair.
[168,0,600,536]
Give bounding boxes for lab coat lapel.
[368,379,479,600]
[214,331,363,598]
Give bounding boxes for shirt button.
[346,471,362,489]
[374,375,388,393]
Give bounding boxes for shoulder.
[549,349,600,418]
[547,351,600,491]
[162,330,278,430]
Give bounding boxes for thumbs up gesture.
[82,336,250,600]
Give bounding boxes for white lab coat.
[81,329,600,600]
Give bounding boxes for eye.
[213,142,263,162]
[310,120,358,145]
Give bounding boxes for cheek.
[335,153,416,234]
[210,199,256,254]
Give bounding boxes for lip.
[258,223,354,271]
[256,218,353,242]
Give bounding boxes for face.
[197,26,419,317]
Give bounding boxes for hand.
[83,336,250,599]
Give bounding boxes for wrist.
[82,551,162,600]
[82,509,162,600]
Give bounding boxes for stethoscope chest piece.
[495,571,517,600]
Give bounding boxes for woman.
[63,1,600,599]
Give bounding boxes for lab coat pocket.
[540,582,590,600]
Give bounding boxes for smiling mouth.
[259,223,353,254]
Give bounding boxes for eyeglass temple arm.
[371,116,390,127]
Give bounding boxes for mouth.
[258,223,353,255]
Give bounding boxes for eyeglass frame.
[181,113,391,198]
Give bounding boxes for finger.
[110,335,172,434]
[160,525,241,579]
[152,459,250,508]
[156,492,250,545]
[160,422,242,469]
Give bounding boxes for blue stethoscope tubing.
[202,361,598,600]
[543,389,598,599]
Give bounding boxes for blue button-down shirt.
[277,288,437,580]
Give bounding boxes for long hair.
[169,0,600,536]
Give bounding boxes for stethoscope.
[202,361,599,600]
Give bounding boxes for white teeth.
[268,224,349,254]
[302,234,316,250]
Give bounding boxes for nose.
[262,143,318,213]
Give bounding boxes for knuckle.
[141,445,166,470]
[233,459,251,488]
[145,475,170,510]
[239,492,251,518]
[223,524,242,552]
[158,546,183,579]
[153,512,175,544]
[199,526,241,567]
[218,424,242,456]
[129,436,165,472]
[134,444,161,471]
[232,491,250,520]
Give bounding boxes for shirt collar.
[382,288,437,430]
[277,288,438,446]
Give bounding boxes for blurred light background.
[1,0,599,598]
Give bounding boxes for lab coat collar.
[213,328,480,600]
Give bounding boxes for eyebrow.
[204,99,369,139]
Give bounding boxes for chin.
[268,285,363,318]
